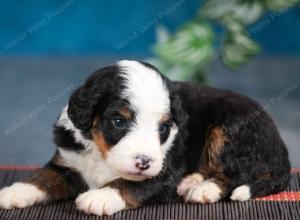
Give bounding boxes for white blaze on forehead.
[106,60,175,179]
[118,60,170,115]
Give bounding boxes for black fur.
[53,61,290,205]
[174,82,290,198]
[53,126,85,151]
[100,100,135,146]
[44,160,89,198]
[67,65,126,131]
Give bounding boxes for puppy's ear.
[67,86,101,131]
[171,94,188,128]
[169,84,188,129]
[67,66,118,131]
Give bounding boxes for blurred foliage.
[151,0,300,82]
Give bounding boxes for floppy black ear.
[67,65,119,131]
[168,82,188,130]
[67,84,104,131]
[171,93,188,129]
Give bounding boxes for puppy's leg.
[177,173,205,196]
[178,127,229,203]
[178,174,226,203]
[0,182,46,209]
[75,179,143,216]
[178,126,290,203]
[75,187,127,216]
[76,170,182,216]
[0,161,87,209]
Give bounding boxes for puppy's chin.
[116,168,162,181]
[107,159,164,182]
[119,173,152,181]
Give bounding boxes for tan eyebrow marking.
[119,107,132,119]
[159,113,171,123]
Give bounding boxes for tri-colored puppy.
[0,60,290,216]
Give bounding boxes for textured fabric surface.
[0,166,299,220]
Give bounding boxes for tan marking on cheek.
[91,117,111,159]
[91,130,110,159]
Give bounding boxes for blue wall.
[1,0,300,56]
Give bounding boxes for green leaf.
[265,0,300,11]
[222,29,261,69]
[145,57,207,83]
[154,21,214,69]
[201,0,264,25]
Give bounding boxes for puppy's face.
[68,60,180,181]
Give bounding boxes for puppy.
[0,60,290,216]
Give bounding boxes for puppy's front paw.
[230,185,251,201]
[76,187,126,216]
[0,183,46,209]
[177,173,204,196]
[184,180,222,204]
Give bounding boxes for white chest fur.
[58,143,118,189]
[56,105,118,189]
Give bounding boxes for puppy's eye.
[159,122,170,135]
[159,121,172,144]
[111,117,128,129]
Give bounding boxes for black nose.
[135,155,152,171]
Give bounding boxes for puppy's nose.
[135,155,152,171]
